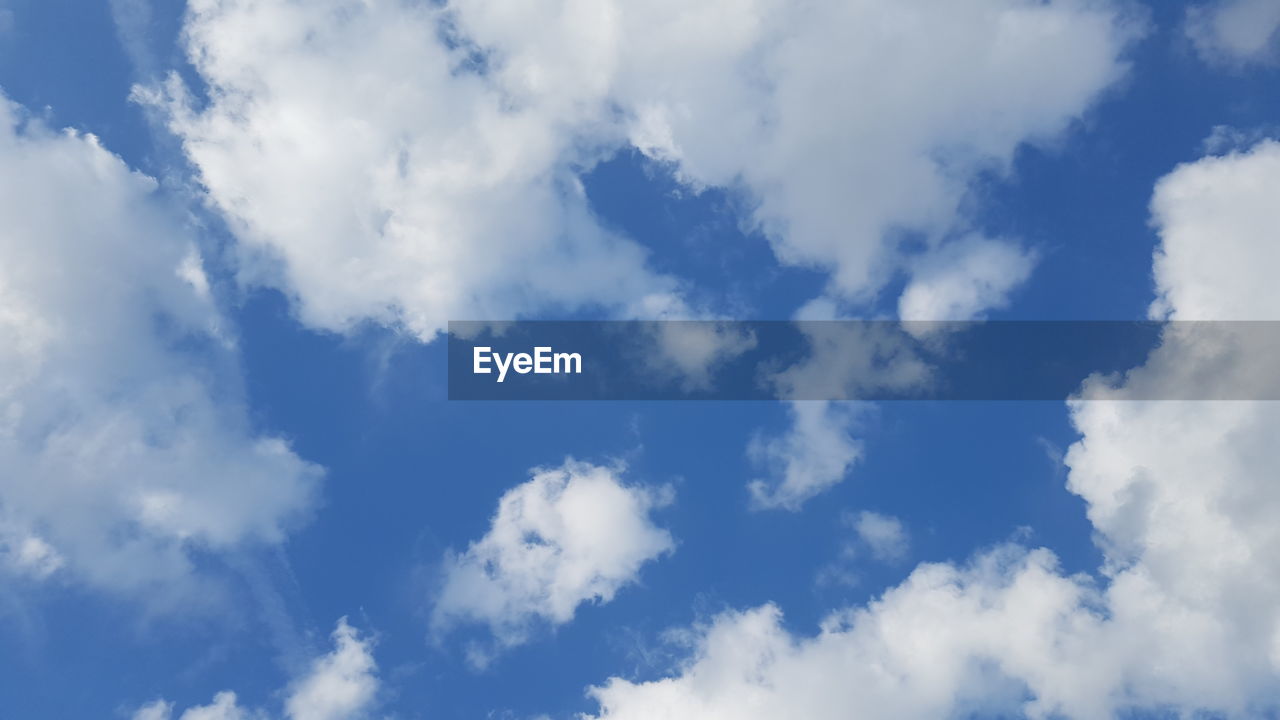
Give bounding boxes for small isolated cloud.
[1188,0,1280,66]
[588,548,1099,720]
[849,511,910,564]
[134,617,378,720]
[898,236,1036,323]
[284,619,380,720]
[432,460,675,663]
[748,402,865,511]
[816,511,910,588]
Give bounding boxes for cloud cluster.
[143,0,1140,530]
[134,617,378,720]
[0,94,320,602]
[146,0,1138,340]
[579,140,1280,718]
[432,460,674,663]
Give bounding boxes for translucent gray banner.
[447,321,1280,401]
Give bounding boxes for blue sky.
[1,1,1280,719]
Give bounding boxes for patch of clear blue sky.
[0,1,1276,717]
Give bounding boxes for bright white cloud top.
[432,459,674,663]
[0,94,320,602]
[1149,139,1280,321]
[580,140,1280,719]
[144,0,1138,339]
[134,617,378,720]
[141,0,686,340]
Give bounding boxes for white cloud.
[133,700,177,720]
[589,548,1106,720]
[816,511,910,587]
[135,693,260,720]
[145,0,1137,340]
[1057,138,1280,711]
[284,618,380,720]
[432,459,674,662]
[0,94,320,602]
[1149,139,1280,321]
[747,402,865,511]
[898,236,1036,322]
[577,141,1280,719]
[134,618,377,720]
[850,511,909,564]
[1188,0,1280,66]
[141,0,684,341]
[611,0,1135,310]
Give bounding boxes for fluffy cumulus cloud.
[1187,0,1280,65]
[1148,139,1280,321]
[1057,138,1280,712]
[141,0,685,340]
[590,548,1106,720]
[0,95,320,601]
[134,617,378,720]
[577,140,1280,718]
[145,0,1138,341]
[432,459,674,663]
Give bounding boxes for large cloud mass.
[149,0,1139,337]
[581,140,1280,718]
[0,95,320,601]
